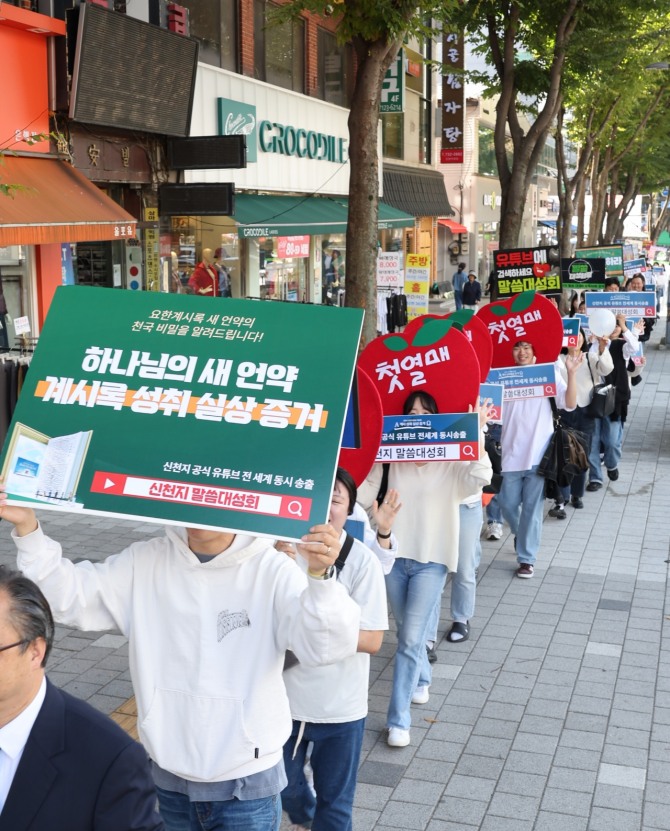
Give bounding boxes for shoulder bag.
[538,398,590,488]
[585,355,616,419]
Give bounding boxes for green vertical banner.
[0,287,363,540]
[380,49,405,113]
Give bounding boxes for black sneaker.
[586,481,602,492]
[426,644,437,664]
[607,468,619,481]
[571,497,584,509]
[548,503,567,519]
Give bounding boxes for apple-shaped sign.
[338,368,384,486]
[476,291,563,368]
[404,309,493,382]
[357,317,481,416]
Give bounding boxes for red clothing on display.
[188,262,220,296]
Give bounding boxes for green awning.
[233,194,414,238]
[657,230,670,247]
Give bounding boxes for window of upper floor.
[179,0,238,72]
[254,0,305,93]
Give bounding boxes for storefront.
[0,5,137,337]
[473,178,502,280]
[171,66,414,302]
[380,163,454,285]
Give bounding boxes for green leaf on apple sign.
[511,290,536,312]
[489,304,508,317]
[410,318,452,347]
[384,335,409,352]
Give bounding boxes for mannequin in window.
[214,248,232,298]
[188,248,220,297]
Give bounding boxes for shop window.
[177,0,238,71]
[259,236,309,303]
[382,113,403,160]
[317,29,352,107]
[479,125,513,177]
[166,217,242,298]
[254,0,305,93]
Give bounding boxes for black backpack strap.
[334,533,355,576]
[376,462,390,505]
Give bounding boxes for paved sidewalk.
[1,323,669,831]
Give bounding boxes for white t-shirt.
[501,361,569,473]
[283,532,388,723]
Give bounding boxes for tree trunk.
[344,38,399,350]
[489,0,580,249]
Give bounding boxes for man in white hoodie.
[0,496,361,831]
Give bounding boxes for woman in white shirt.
[549,329,613,515]
[358,392,492,748]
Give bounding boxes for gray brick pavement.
[1,321,669,830]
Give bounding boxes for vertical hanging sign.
[380,49,405,113]
[441,32,464,164]
[144,208,160,293]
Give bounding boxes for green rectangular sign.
[575,245,624,279]
[0,287,363,540]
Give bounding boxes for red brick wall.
[238,0,342,96]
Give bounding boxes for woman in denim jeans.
[358,392,492,748]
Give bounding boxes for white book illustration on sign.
[1,423,92,504]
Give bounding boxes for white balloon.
[588,308,616,337]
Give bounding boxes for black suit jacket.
[0,679,163,831]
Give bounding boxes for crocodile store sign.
[258,120,348,163]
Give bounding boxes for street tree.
[274,1,459,348]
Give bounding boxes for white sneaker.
[486,521,503,540]
[387,727,411,747]
[411,685,430,704]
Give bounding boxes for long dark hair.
[335,466,357,515]
[403,391,438,415]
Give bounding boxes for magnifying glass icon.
[545,385,555,394]
[462,445,476,458]
[287,500,303,517]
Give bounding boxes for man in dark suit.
[0,567,163,831]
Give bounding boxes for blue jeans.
[426,502,482,641]
[156,788,282,831]
[454,290,463,310]
[281,718,365,831]
[589,415,623,482]
[558,407,594,501]
[486,495,502,523]
[499,465,545,566]
[385,558,448,729]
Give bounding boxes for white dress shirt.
[0,676,47,814]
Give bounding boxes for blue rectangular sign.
[562,317,580,348]
[479,382,504,424]
[584,291,656,318]
[486,363,557,401]
[377,412,479,462]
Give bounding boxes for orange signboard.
[0,8,65,154]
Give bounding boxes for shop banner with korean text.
[0,286,363,540]
[404,254,430,321]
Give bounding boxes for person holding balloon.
[549,327,613,516]
[585,309,643,490]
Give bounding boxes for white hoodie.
[13,524,360,783]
